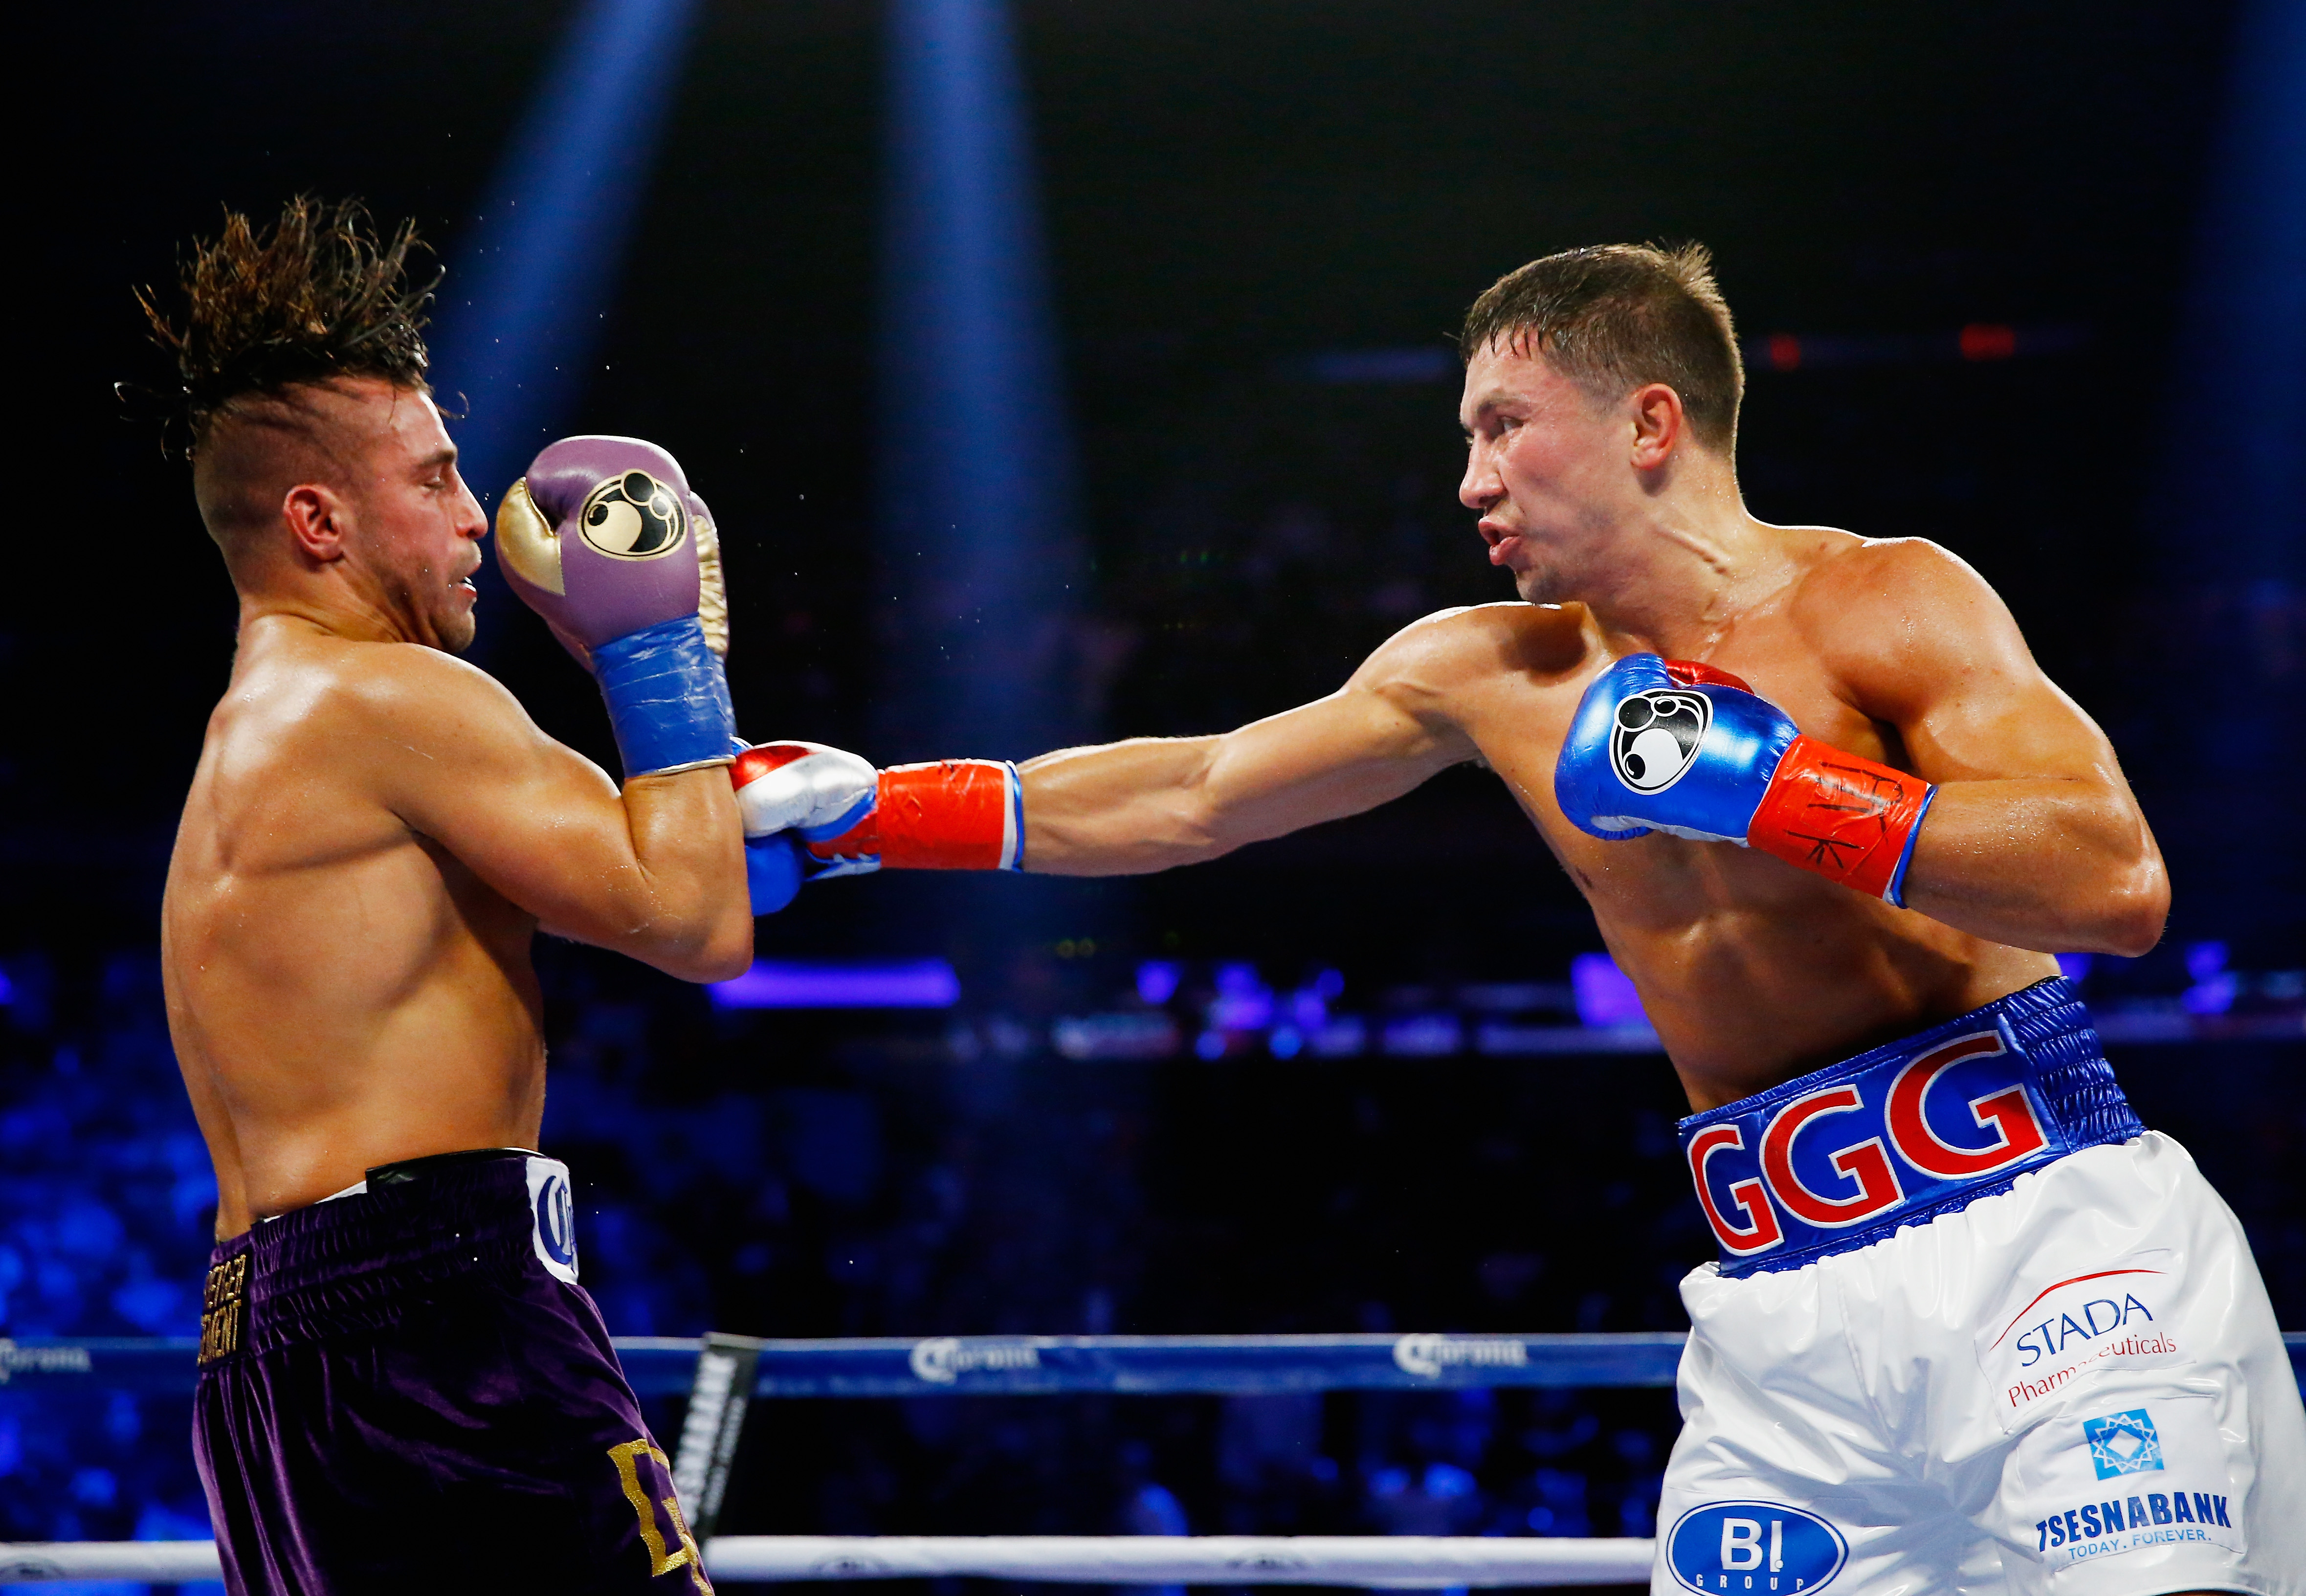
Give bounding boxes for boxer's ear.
[282,482,350,563]
[493,477,566,596]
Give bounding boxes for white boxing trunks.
[1658,978,2306,1596]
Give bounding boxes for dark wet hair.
[1462,243,1743,454]
[134,196,439,453]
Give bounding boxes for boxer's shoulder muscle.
[284,636,562,815]
[1353,601,1590,714]
[1782,534,2033,713]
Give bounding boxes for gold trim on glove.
[494,477,566,596]
[693,506,729,659]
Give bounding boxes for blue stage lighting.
[427,0,705,531]
[2152,0,2305,593]
[876,0,1086,759]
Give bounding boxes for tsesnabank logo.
[1611,688,1712,793]
[578,470,688,560]
[1666,1502,1847,1594]
[909,1337,1043,1384]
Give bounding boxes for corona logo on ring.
[909,1337,1043,1384]
[1392,1334,1531,1378]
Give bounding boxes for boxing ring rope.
[0,1534,1658,1586]
[7,1332,2304,1586]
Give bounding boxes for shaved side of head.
[188,378,434,589]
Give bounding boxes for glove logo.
[577,470,688,561]
[1611,688,1711,794]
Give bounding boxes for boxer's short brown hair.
[1462,243,1743,455]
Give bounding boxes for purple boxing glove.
[495,436,736,778]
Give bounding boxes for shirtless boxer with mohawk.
[738,245,2305,1595]
[151,199,752,1593]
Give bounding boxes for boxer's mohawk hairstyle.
[134,196,440,450]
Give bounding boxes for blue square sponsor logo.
[2081,1409,2163,1480]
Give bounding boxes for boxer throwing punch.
[746,246,2304,1595]
[151,200,751,1594]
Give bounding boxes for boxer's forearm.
[1020,736,1235,874]
[1895,778,2167,956]
[1019,701,1455,875]
[577,770,754,980]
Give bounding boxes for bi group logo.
[1666,1503,1847,1594]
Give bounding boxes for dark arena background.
[6,0,2303,1591]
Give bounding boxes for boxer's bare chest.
[1434,598,2012,1098]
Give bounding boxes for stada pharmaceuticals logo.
[1667,1502,1848,1594]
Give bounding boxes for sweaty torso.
[162,622,546,1238]
[1428,534,2056,1109]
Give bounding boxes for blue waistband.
[1678,978,2142,1278]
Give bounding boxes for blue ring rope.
[6,1331,2300,1399]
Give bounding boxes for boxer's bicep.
[1824,542,2120,786]
[1816,540,2165,951]
[1197,683,1464,846]
[1022,683,1462,873]
[1022,612,1477,873]
[350,657,746,966]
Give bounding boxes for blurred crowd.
[2,937,2297,1564]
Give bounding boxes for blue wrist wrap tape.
[1882,784,1938,908]
[592,615,737,778]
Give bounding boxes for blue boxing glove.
[744,832,807,916]
[1555,654,1936,904]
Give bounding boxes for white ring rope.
[1,1535,1658,1587]
[705,1536,1661,1586]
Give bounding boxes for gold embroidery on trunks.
[609,1438,713,1592]
[197,1255,246,1365]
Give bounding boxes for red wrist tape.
[1748,736,1932,900]
[807,759,1021,871]
[1663,659,1752,691]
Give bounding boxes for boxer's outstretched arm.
[1020,615,1481,874]
[1815,540,2168,955]
[344,644,753,981]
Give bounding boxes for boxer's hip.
[196,1146,587,1363]
[1676,975,2141,1278]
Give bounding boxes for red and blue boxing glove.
[497,436,735,779]
[1554,654,1935,905]
[495,438,1022,918]
[727,742,1023,913]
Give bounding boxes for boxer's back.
[163,618,546,1237]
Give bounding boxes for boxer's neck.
[1574,485,1790,661]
